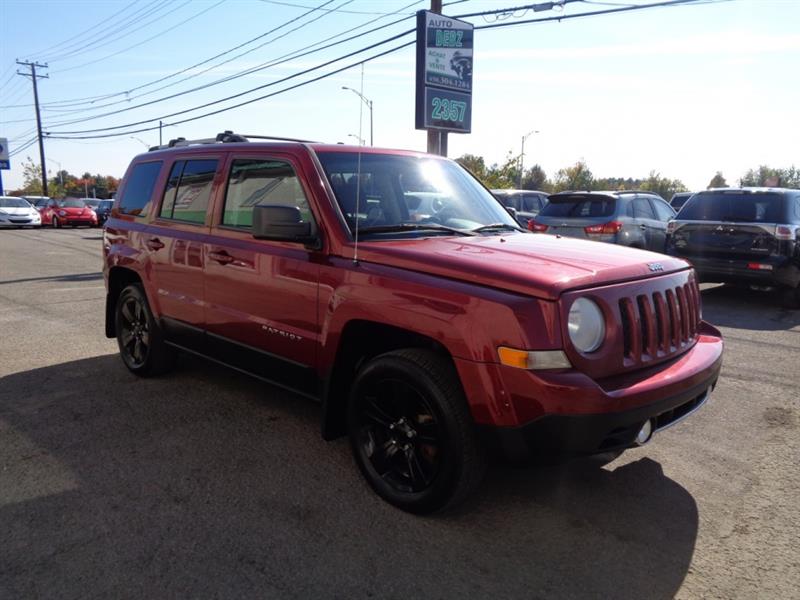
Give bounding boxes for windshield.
[678,191,784,222]
[0,198,30,208]
[84,199,101,207]
[316,152,517,236]
[539,195,616,218]
[61,199,87,208]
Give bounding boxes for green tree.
[639,170,688,200]
[19,157,44,194]
[739,165,799,189]
[553,161,593,192]
[708,171,727,188]
[484,151,521,189]
[521,164,549,191]
[455,154,487,181]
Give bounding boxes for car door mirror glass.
[252,205,317,244]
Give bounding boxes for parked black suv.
[666,187,800,306]
[669,192,695,211]
[529,191,676,253]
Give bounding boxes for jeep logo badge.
[648,263,664,272]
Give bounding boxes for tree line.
[7,157,120,199]
[455,152,800,199]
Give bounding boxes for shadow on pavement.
[0,354,698,599]
[0,272,103,286]
[700,284,800,331]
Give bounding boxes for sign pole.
[427,0,443,155]
[0,170,4,196]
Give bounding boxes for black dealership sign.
[415,10,474,133]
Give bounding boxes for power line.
[19,0,141,61]
[41,0,420,129]
[46,0,716,140]
[47,27,416,136]
[49,1,194,68]
[43,0,354,123]
[51,0,223,74]
[39,0,174,64]
[3,0,341,111]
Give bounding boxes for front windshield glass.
[61,199,86,208]
[316,152,518,236]
[0,197,30,208]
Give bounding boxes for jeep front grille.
[619,281,699,362]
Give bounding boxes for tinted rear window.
[679,192,784,222]
[119,161,162,217]
[540,196,616,218]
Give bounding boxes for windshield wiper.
[358,223,476,236]
[470,223,523,233]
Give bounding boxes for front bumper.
[455,321,723,462]
[671,254,800,288]
[478,377,715,462]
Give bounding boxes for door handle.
[208,250,235,265]
[146,237,165,250]
[639,224,647,230]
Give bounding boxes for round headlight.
[567,297,605,353]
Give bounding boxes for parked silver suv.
[528,191,676,252]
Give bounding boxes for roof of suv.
[138,131,432,160]
[693,187,797,195]
[548,190,660,198]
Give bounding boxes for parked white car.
[0,196,42,228]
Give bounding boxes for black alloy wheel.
[354,377,442,495]
[115,285,175,376]
[348,349,486,514]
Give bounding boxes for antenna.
[353,63,365,265]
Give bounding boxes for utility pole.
[159,121,163,146]
[16,60,49,197]
[519,129,539,188]
[426,0,447,157]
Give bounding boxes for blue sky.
[1,0,798,192]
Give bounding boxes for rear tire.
[347,349,486,514]
[115,284,176,376]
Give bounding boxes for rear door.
[146,155,221,345]
[670,191,785,260]
[203,152,321,393]
[632,195,660,251]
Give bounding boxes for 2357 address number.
[431,97,467,123]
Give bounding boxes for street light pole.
[341,86,374,146]
[519,129,539,189]
[347,133,366,146]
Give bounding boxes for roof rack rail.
[147,130,316,151]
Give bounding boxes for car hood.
[0,206,37,216]
[59,207,94,215]
[355,233,689,300]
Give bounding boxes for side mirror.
[252,205,319,247]
[506,206,518,218]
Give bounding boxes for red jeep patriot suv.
[103,132,723,513]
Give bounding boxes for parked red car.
[103,132,724,513]
[41,198,98,228]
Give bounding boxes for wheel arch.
[320,320,456,441]
[105,266,143,338]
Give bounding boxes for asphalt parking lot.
[1,227,798,599]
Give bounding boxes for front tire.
[52,216,60,228]
[115,284,176,376]
[347,349,486,514]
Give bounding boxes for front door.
[203,154,321,395]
